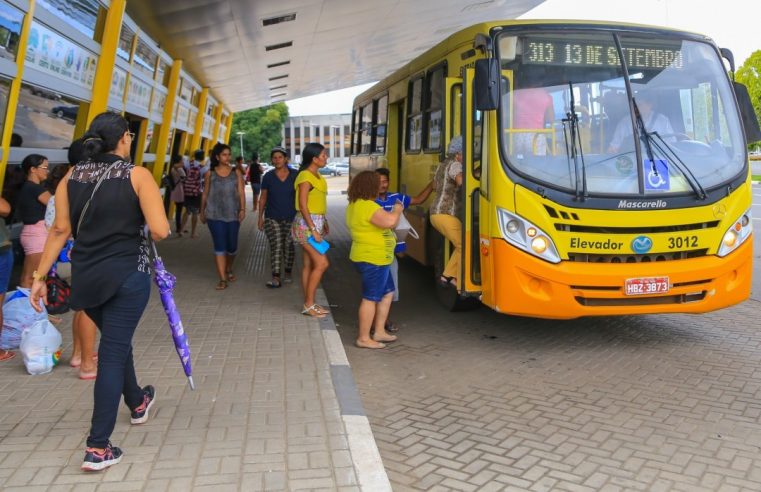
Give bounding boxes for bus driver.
[607,90,675,154]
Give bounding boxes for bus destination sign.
[523,38,684,70]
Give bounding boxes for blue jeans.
[207,219,240,256]
[85,271,151,448]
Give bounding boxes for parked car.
[333,162,349,176]
[51,105,78,120]
[31,87,61,100]
[318,164,338,176]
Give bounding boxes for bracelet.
[32,270,47,282]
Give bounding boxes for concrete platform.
[0,181,389,491]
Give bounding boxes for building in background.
[282,114,351,163]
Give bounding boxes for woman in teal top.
[345,171,403,349]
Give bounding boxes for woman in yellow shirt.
[292,143,331,318]
[345,171,403,349]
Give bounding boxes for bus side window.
[450,84,462,142]
[406,77,423,152]
[473,106,483,180]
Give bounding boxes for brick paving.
[0,189,388,491]
[322,193,761,491]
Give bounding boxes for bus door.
[460,68,482,295]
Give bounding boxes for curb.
[315,288,392,491]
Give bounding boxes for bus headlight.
[497,208,560,263]
[717,208,752,257]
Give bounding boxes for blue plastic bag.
[1,288,48,350]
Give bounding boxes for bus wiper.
[631,97,706,200]
[561,81,587,199]
[649,132,707,200]
[632,98,658,178]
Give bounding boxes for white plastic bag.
[20,319,62,375]
[394,212,419,242]
[1,288,48,350]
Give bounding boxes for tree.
[229,103,289,161]
[736,50,761,144]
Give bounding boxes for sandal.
[313,304,330,315]
[301,304,327,318]
[266,278,282,288]
[216,280,228,290]
[0,349,15,362]
[226,271,237,282]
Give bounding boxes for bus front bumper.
[489,237,752,319]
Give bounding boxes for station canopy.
[126,0,545,112]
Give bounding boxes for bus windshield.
[497,30,746,196]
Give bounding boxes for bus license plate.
[624,277,670,296]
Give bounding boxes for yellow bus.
[350,20,760,319]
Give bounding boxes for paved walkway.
[0,188,390,491]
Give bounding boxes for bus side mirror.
[474,58,499,111]
[733,81,761,143]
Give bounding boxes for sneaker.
[130,385,156,425]
[81,442,123,471]
[283,272,293,283]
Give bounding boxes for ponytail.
[81,112,129,159]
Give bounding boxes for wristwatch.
[32,270,47,282]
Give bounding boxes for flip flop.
[0,350,15,362]
[216,280,228,290]
[226,272,237,282]
[79,371,97,380]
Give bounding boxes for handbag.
[394,212,419,242]
[45,269,70,315]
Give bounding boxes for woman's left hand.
[238,209,246,222]
[29,279,48,313]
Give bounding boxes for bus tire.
[432,232,480,312]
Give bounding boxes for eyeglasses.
[127,131,135,139]
[38,166,49,171]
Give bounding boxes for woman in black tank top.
[29,113,170,472]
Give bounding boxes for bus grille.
[567,249,708,263]
[555,221,720,234]
[575,291,707,306]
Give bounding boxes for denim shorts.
[0,248,13,295]
[353,262,395,302]
[207,219,240,256]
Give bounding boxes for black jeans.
[85,270,151,448]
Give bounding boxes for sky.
[286,0,760,116]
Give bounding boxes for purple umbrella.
[150,240,195,390]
